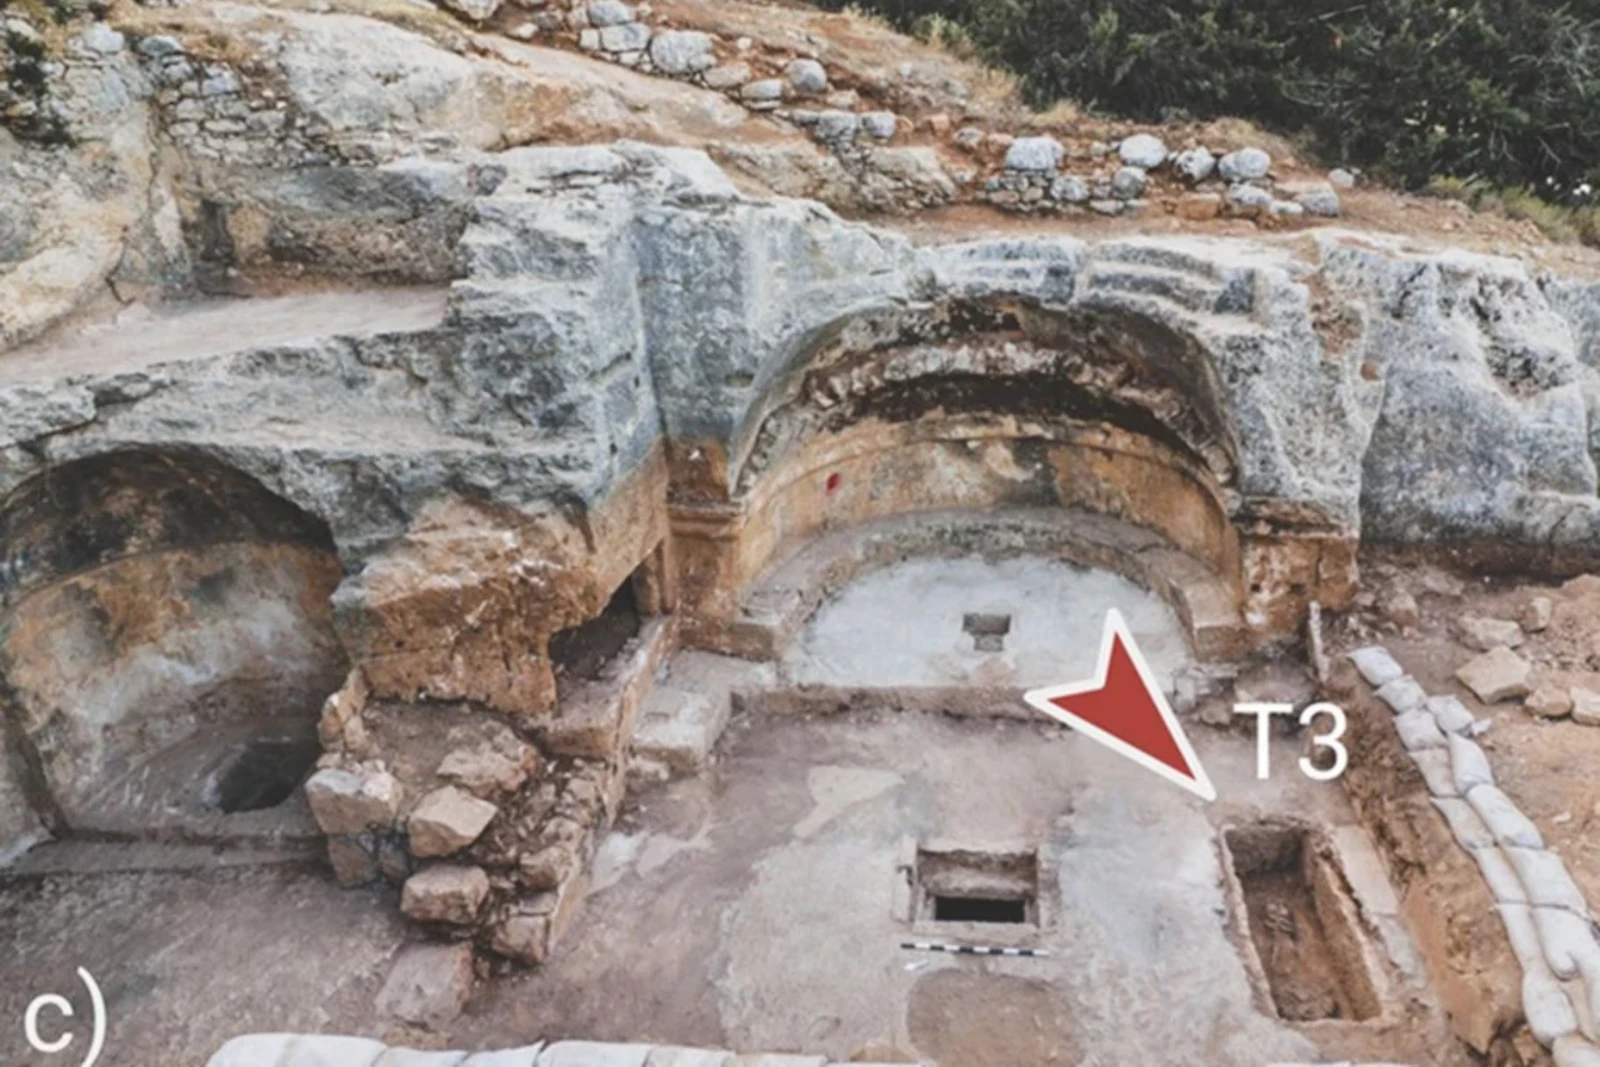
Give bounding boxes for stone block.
[306,768,404,835]
[1117,133,1167,168]
[1524,596,1554,633]
[650,31,715,75]
[401,865,491,925]
[1218,147,1271,182]
[437,735,540,798]
[599,23,652,53]
[783,58,827,95]
[1457,647,1534,703]
[409,787,499,858]
[586,0,633,26]
[632,686,729,774]
[1528,683,1575,719]
[328,835,381,887]
[1574,687,1600,726]
[1458,615,1525,651]
[376,942,477,1029]
[1004,136,1063,172]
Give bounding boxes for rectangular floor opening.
[914,843,1039,926]
[931,895,1028,924]
[1225,824,1380,1022]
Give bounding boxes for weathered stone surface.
[1173,146,1215,183]
[1458,615,1524,651]
[1049,175,1088,203]
[438,0,502,22]
[783,58,827,94]
[1004,136,1063,172]
[600,23,653,53]
[702,63,750,90]
[328,834,382,886]
[1456,647,1534,703]
[376,942,477,1029]
[649,31,713,75]
[1523,596,1554,632]
[1110,166,1146,199]
[1380,590,1421,629]
[401,865,491,925]
[437,734,540,797]
[586,1,634,26]
[409,787,500,857]
[1117,134,1167,169]
[1218,147,1271,182]
[1573,686,1600,726]
[1526,683,1574,719]
[306,768,404,835]
[860,111,897,140]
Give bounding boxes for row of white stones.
[208,1036,916,1067]
[1352,646,1600,1066]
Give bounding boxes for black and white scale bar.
[901,941,1049,958]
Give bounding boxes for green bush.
[834,0,1600,202]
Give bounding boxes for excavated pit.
[1224,823,1382,1023]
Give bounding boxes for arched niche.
[0,449,349,838]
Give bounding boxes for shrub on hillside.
[840,0,1600,201]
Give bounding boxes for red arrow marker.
[1023,610,1216,802]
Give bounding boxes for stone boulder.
[1004,136,1063,173]
[401,865,491,925]
[408,786,499,857]
[1117,134,1167,169]
[375,942,476,1029]
[1458,616,1525,652]
[305,768,404,834]
[1218,147,1271,182]
[1456,647,1534,703]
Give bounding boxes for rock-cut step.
[630,651,775,781]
